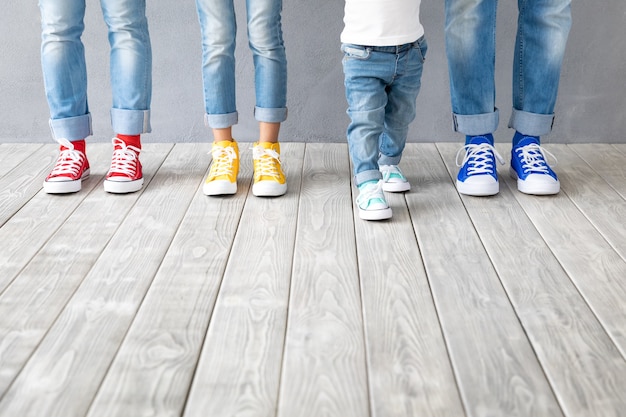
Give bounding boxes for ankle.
[466,134,494,146]
[358,180,378,189]
[65,139,86,154]
[117,134,141,149]
[513,131,539,147]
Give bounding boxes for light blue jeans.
[39,0,152,141]
[195,0,288,129]
[342,37,428,186]
[445,0,571,137]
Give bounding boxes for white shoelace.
[108,137,140,177]
[380,165,406,182]
[456,143,505,175]
[253,146,282,179]
[49,138,85,178]
[209,145,238,177]
[515,143,557,174]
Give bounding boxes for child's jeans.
[39,0,152,140]
[195,0,288,129]
[342,37,427,187]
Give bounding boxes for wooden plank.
[352,151,465,416]
[405,143,562,417]
[182,143,305,417]
[570,144,626,198]
[550,144,626,261]
[496,144,626,358]
[0,145,58,226]
[0,143,205,417]
[0,143,111,294]
[277,143,369,417]
[438,142,626,417]
[0,144,43,177]
[0,143,173,398]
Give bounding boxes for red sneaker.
[43,139,90,194]
[104,137,144,194]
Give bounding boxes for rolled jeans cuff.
[452,109,499,136]
[49,114,93,142]
[254,106,288,124]
[205,112,238,129]
[508,108,555,137]
[354,169,383,188]
[111,108,151,135]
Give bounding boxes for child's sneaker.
[203,140,239,196]
[356,180,392,221]
[252,141,287,197]
[379,164,410,192]
[510,136,560,195]
[43,138,90,194]
[104,137,143,194]
[455,135,504,196]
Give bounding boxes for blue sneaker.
[455,136,504,196]
[510,136,560,195]
[356,180,392,220]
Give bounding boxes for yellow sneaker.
[252,141,287,197]
[203,140,239,196]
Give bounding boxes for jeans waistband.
[367,37,423,54]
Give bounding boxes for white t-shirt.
[341,0,424,46]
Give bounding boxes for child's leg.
[213,127,234,142]
[100,0,151,194]
[247,0,288,129]
[40,0,92,194]
[259,122,280,143]
[101,0,152,136]
[342,45,390,187]
[40,0,90,133]
[342,44,396,220]
[196,0,238,128]
[379,37,427,168]
[246,0,287,196]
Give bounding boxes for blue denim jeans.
[39,0,152,141]
[342,37,427,186]
[445,0,571,137]
[195,0,288,129]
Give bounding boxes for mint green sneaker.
[379,164,410,192]
[356,180,392,221]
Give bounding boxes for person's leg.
[509,0,572,136]
[40,0,92,194]
[445,0,504,196]
[196,0,238,129]
[247,0,288,196]
[342,44,396,220]
[508,0,571,195]
[195,0,240,196]
[379,37,428,193]
[101,0,152,193]
[445,0,499,134]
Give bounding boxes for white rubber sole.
[359,206,392,221]
[456,178,499,196]
[253,181,287,197]
[104,177,144,194]
[510,168,560,195]
[203,180,237,196]
[382,181,411,192]
[43,169,90,194]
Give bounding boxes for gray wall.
[1,1,625,144]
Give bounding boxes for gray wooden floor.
[0,142,625,417]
